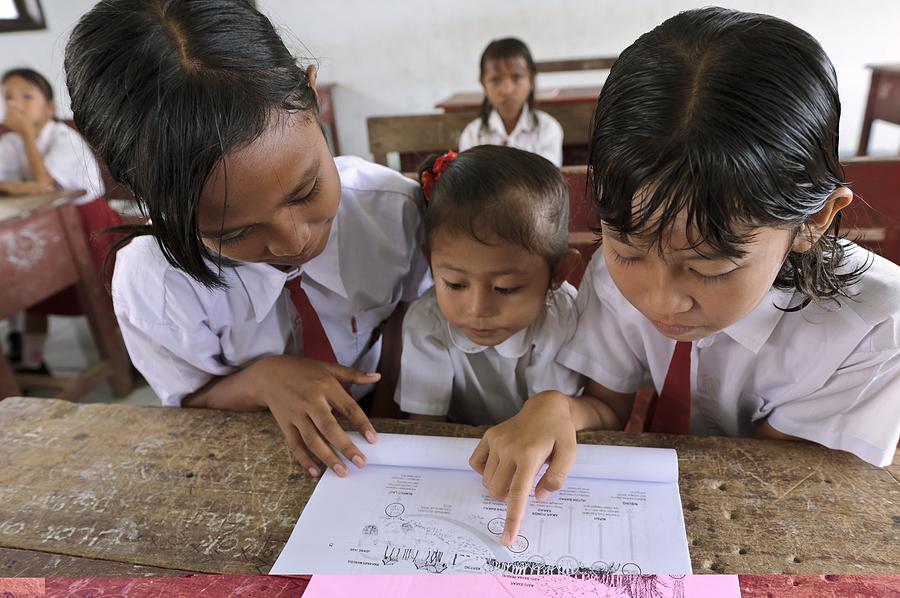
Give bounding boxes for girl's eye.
[494,286,523,295]
[611,250,641,267]
[218,228,252,246]
[290,178,319,206]
[442,279,466,291]
[693,269,734,285]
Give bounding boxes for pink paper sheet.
[304,574,740,598]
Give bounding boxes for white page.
[271,434,690,575]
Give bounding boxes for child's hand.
[3,106,34,137]
[468,391,577,546]
[249,355,381,477]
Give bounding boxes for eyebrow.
[435,263,528,277]
[200,158,320,238]
[607,232,737,263]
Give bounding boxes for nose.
[268,208,310,258]
[465,287,498,319]
[644,264,693,317]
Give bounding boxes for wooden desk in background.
[0,191,131,400]
[858,64,900,156]
[0,398,896,577]
[435,85,602,112]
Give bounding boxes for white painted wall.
[2,0,899,159]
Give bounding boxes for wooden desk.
[436,85,602,112]
[858,64,900,156]
[1,398,896,577]
[0,192,132,400]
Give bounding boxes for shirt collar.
[710,286,794,353]
[487,106,536,138]
[447,320,533,358]
[232,210,348,323]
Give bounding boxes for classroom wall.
[1,0,899,160]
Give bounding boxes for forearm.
[182,361,268,412]
[753,419,802,441]
[0,180,55,195]
[567,394,623,431]
[21,134,56,188]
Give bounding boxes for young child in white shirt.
[458,38,563,166]
[396,144,582,425]
[0,67,120,372]
[65,0,431,479]
[474,7,900,546]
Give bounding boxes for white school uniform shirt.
[0,120,104,205]
[395,283,584,425]
[558,245,900,467]
[113,156,432,406]
[458,106,563,167]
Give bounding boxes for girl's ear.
[792,186,854,252]
[306,64,319,103]
[551,248,583,289]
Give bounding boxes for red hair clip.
[422,150,458,203]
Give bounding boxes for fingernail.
[308,467,320,477]
[333,463,348,477]
[352,455,366,469]
[535,488,551,502]
[365,430,377,444]
[501,531,513,546]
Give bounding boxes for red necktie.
[648,341,692,434]
[285,276,337,363]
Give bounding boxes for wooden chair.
[842,157,900,264]
[857,64,900,156]
[367,102,595,171]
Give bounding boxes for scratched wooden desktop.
[0,397,896,577]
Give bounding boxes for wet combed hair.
[420,145,569,267]
[65,0,318,288]
[2,68,54,102]
[478,38,538,131]
[589,7,867,310]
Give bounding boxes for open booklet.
[270,433,691,575]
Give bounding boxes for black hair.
[589,7,867,309]
[419,145,569,268]
[2,68,54,103]
[65,0,318,288]
[478,38,538,131]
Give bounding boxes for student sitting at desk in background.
[458,38,563,166]
[395,145,583,425]
[0,67,121,373]
[65,0,431,479]
[474,7,900,546]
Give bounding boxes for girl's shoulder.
[533,109,563,131]
[835,244,900,330]
[403,288,446,336]
[113,236,232,324]
[334,156,421,200]
[534,281,579,347]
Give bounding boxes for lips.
[465,328,498,338]
[651,320,697,337]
